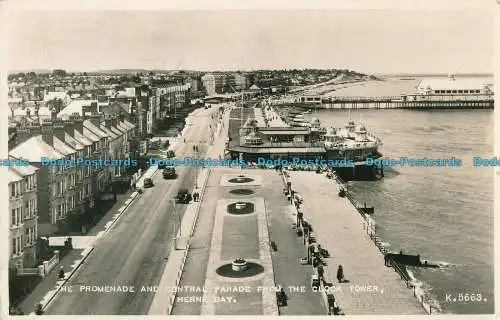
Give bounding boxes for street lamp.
[194,147,198,189]
[172,199,182,249]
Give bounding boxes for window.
[68,196,74,209]
[25,227,35,245]
[56,204,64,218]
[11,209,16,226]
[11,207,22,226]
[58,180,64,195]
[11,236,22,256]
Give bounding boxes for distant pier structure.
[286,74,494,109]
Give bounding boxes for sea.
[303,75,494,314]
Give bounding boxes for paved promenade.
[287,170,426,315]
[263,170,326,315]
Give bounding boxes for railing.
[17,267,40,276]
[240,141,325,148]
[45,252,59,274]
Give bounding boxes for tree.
[53,69,67,77]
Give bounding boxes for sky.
[7,9,494,74]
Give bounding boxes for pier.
[282,169,429,315]
[272,94,494,109]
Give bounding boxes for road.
[45,108,217,315]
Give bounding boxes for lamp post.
[172,199,182,249]
[195,146,198,189]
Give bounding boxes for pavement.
[263,170,326,315]
[286,170,427,315]
[31,107,219,315]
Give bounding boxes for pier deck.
[287,171,425,315]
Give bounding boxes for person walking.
[336,265,344,283]
[58,266,65,279]
[317,264,325,283]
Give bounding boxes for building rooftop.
[74,130,94,146]
[64,133,85,150]
[7,168,23,183]
[100,125,118,139]
[10,135,64,162]
[9,161,39,176]
[116,87,136,98]
[110,124,124,136]
[84,120,109,139]
[117,122,128,132]
[44,91,69,102]
[53,136,77,156]
[417,77,492,91]
[12,105,52,118]
[82,127,100,142]
[58,100,98,117]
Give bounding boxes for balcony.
[10,222,24,230]
[24,213,38,221]
[11,251,24,259]
[55,170,66,176]
[10,194,23,201]
[24,240,37,248]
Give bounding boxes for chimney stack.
[41,119,54,146]
[88,113,102,127]
[16,126,32,147]
[64,119,75,137]
[53,119,66,143]
[104,115,112,129]
[111,115,118,128]
[51,108,58,121]
[90,102,98,114]
[70,113,84,134]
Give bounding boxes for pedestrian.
[313,257,319,268]
[337,265,344,283]
[58,266,65,279]
[317,264,324,282]
[34,303,44,315]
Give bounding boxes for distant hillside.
[8,69,52,74]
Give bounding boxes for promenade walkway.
[287,171,426,315]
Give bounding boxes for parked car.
[143,178,154,188]
[176,188,192,203]
[163,167,176,179]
